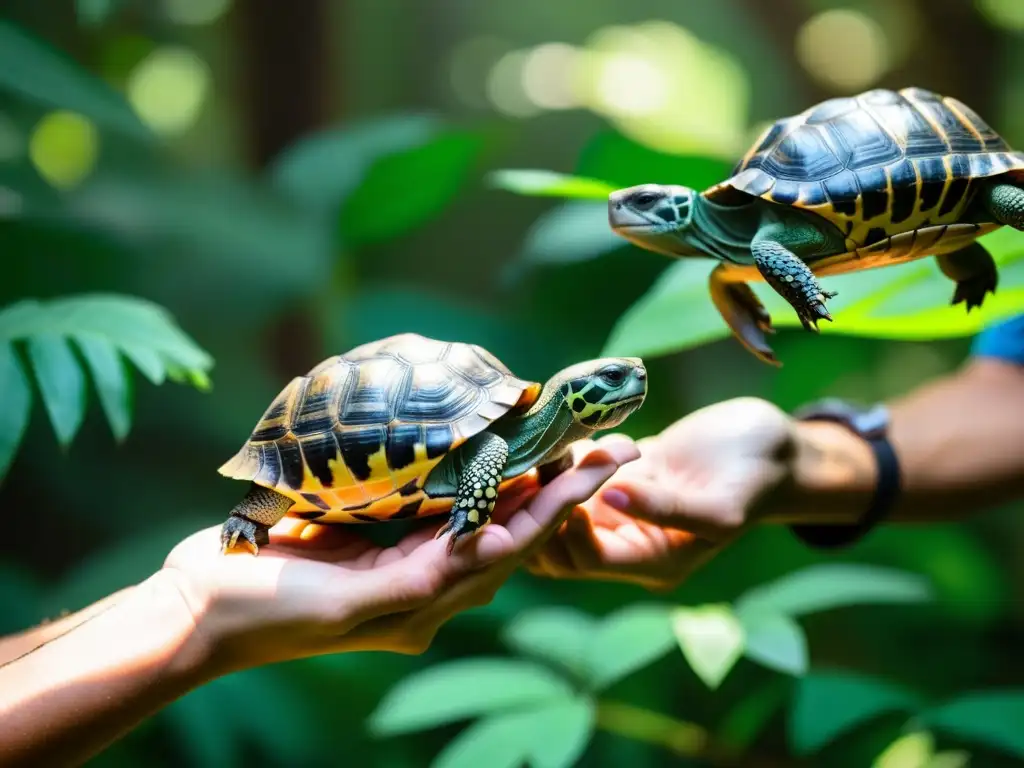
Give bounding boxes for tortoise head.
[608,184,702,257]
[551,357,647,431]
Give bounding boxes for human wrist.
[764,420,878,525]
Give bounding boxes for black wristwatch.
[787,398,902,549]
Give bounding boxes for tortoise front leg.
[937,241,998,312]
[221,483,294,555]
[435,432,509,556]
[709,264,779,366]
[751,224,838,333]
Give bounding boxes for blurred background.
[2,1,1024,766]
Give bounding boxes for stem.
[595,700,791,768]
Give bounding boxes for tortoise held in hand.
[608,87,1024,365]
[218,334,647,555]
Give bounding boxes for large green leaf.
[918,690,1024,759]
[514,200,624,268]
[0,344,32,478]
[501,606,598,679]
[432,697,594,768]
[603,229,1024,359]
[26,335,86,447]
[487,170,616,200]
[670,604,745,689]
[339,130,484,246]
[0,20,150,139]
[269,113,443,215]
[586,604,677,691]
[789,672,924,755]
[739,612,808,677]
[734,564,934,620]
[367,658,574,737]
[0,294,213,481]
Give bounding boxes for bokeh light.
[976,0,1024,30]
[520,43,579,110]
[126,47,211,135]
[593,53,667,116]
[448,36,509,109]
[162,0,233,26]
[28,110,99,190]
[486,50,540,118]
[796,9,890,92]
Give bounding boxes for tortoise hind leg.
[937,242,998,312]
[434,432,509,556]
[709,264,780,366]
[981,180,1024,230]
[221,483,294,555]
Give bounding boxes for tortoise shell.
[218,334,541,524]
[705,87,1024,266]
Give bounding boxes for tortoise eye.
[600,366,627,385]
[632,191,660,208]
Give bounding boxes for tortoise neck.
[494,384,579,478]
[686,195,766,263]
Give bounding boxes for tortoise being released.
[608,87,1024,365]
[218,334,647,555]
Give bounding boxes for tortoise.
[607,87,1024,365]
[218,333,647,555]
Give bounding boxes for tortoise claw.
[220,516,267,555]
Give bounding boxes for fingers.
[597,477,743,541]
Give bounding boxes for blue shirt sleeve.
[970,314,1024,365]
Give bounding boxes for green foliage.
[0,19,150,139]
[487,170,616,199]
[917,690,1024,758]
[0,294,212,481]
[670,604,746,689]
[339,130,485,247]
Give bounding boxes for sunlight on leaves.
[734,563,934,620]
[738,612,808,677]
[586,604,677,691]
[487,169,615,199]
[873,731,935,768]
[432,697,594,768]
[0,20,150,139]
[367,658,574,737]
[501,605,597,679]
[918,690,1024,759]
[789,672,923,756]
[670,604,745,690]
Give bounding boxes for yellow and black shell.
[218,334,541,524]
[705,87,1024,268]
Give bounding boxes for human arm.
[528,316,1024,589]
[0,439,638,767]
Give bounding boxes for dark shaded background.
[2,1,1024,765]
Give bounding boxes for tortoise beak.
[608,188,658,231]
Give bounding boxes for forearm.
[772,358,1024,524]
[0,571,211,767]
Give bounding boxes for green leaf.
[269,113,443,214]
[873,731,935,768]
[501,606,598,679]
[716,680,790,753]
[367,658,574,737]
[432,698,594,768]
[670,604,745,690]
[0,343,31,480]
[587,604,677,691]
[602,229,1024,359]
[918,690,1024,758]
[76,336,131,441]
[487,170,616,199]
[575,131,735,191]
[739,612,808,677]
[515,200,624,268]
[339,130,484,246]
[26,334,86,447]
[789,672,923,755]
[0,20,150,139]
[734,564,934,619]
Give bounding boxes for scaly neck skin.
[492,383,586,478]
[679,195,767,264]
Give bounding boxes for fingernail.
[602,488,630,510]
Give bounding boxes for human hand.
[159,438,640,675]
[527,398,799,591]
